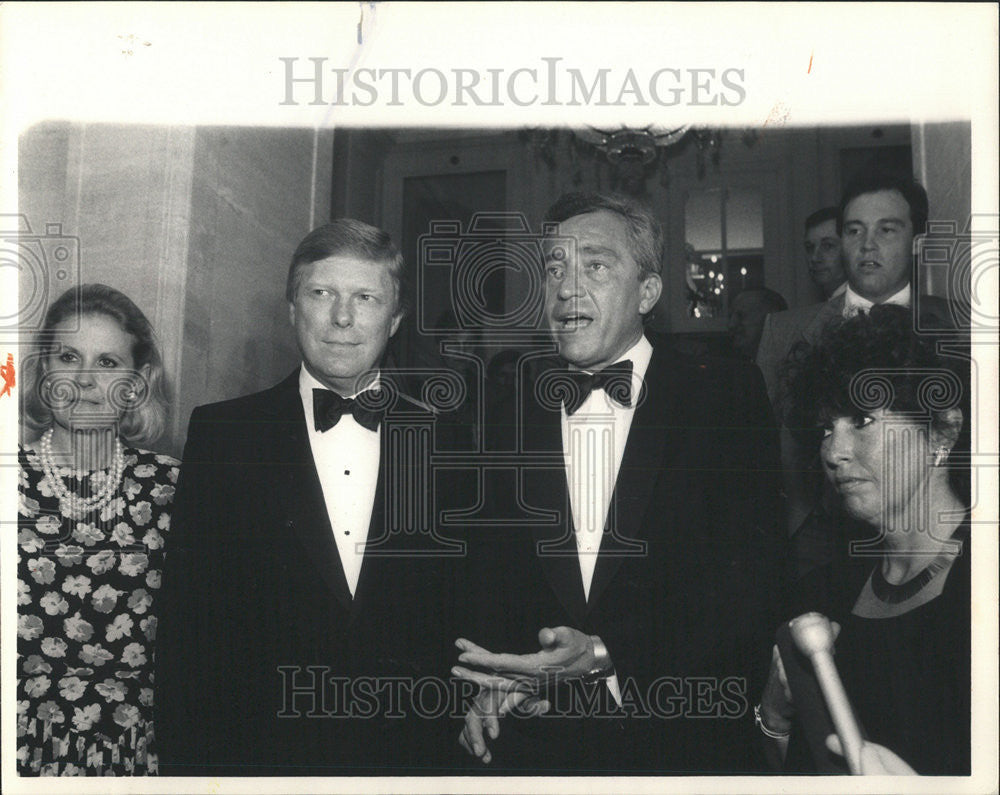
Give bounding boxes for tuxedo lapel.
[587,345,680,608]
[347,448,387,622]
[268,370,354,613]
[350,380,451,619]
[522,373,589,626]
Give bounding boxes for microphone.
[789,612,864,775]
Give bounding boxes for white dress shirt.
[299,366,381,597]
[843,282,911,317]
[560,336,653,705]
[561,335,653,602]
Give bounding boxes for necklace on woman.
[38,427,125,518]
[870,552,957,604]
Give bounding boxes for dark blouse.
[789,524,970,775]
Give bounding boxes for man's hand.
[453,627,609,686]
[457,683,550,764]
[452,628,606,764]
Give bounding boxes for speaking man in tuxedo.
[157,219,459,775]
[453,193,783,773]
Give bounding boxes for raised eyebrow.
[579,244,619,258]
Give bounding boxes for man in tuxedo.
[157,219,459,775]
[453,192,783,773]
[756,171,956,565]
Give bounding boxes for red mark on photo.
[0,353,14,398]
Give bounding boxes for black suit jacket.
[465,338,784,773]
[156,370,462,776]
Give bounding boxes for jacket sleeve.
[155,405,237,776]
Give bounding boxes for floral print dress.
[16,445,179,776]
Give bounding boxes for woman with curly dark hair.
[756,305,971,775]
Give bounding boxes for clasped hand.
[452,626,605,764]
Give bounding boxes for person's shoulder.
[915,294,962,330]
[767,299,833,332]
[648,334,754,379]
[126,447,181,487]
[379,373,445,416]
[128,447,181,469]
[647,337,763,405]
[190,371,300,423]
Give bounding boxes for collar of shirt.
[297,364,381,598]
[843,282,911,317]
[563,334,654,416]
[559,334,651,621]
[830,280,847,298]
[299,366,381,429]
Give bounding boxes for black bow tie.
[563,360,634,416]
[313,388,383,433]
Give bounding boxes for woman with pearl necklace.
[17,284,178,776]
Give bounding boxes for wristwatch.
[582,635,613,683]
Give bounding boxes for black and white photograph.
[2,3,997,793]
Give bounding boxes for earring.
[934,447,951,467]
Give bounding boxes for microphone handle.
[810,650,865,775]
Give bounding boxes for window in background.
[683,186,764,319]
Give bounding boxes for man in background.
[803,206,846,300]
[756,171,953,547]
[727,287,787,360]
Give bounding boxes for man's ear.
[390,311,402,338]
[639,273,663,316]
[288,302,296,328]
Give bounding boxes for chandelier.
[519,125,758,195]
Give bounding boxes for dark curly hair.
[783,304,970,502]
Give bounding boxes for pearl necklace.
[38,427,125,518]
